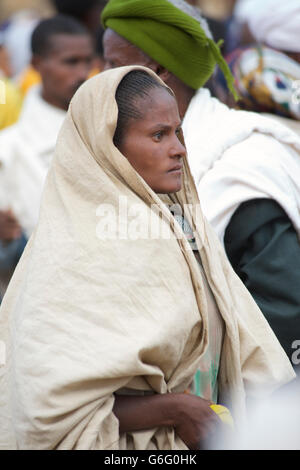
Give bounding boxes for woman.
[0,66,295,450]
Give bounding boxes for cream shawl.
[0,66,295,450]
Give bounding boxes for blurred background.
[0,0,236,23]
[0,1,54,23]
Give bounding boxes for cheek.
[47,66,72,86]
[119,137,147,165]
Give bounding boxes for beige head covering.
[0,66,295,450]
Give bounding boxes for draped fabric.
[0,66,294,450]
[182,88,300,243]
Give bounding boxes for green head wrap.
[101,0,238,98]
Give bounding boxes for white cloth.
[182,88,300,243]
[233,0,261,22]
[235,0,300,52]
[0,85,66,238]
[262,113,300,136]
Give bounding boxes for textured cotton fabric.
[182,88,300,243]
[101,0,237,96]
[169,205,224,403]
[0,66,294,450]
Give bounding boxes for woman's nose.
[171,135,186,158]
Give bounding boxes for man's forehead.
[103,28,149,62]
[46,33,92,56]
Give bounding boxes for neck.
[165,75,195,119]
[41,88,68,112]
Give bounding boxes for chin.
[150,173,182,194]
[154,183,182,194]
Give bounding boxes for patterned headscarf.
[215,45,300,120]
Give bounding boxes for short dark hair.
[51,0,106,19]
[114,70,171,148]
[31,14,89,56]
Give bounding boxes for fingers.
[174,394,223,449]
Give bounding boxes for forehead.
[132,87,181,126]
[46,34,93,58]
[103,29,149,65]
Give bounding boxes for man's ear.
[31,55,43,73]
[154,63,171,82]
[145,60,171,82]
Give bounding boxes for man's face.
[103,28,151,70]
[34,34,95,110]
[117,87,186,194]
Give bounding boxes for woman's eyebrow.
[149,121,182,131]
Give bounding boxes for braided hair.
[113,70,171,148]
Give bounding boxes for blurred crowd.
[0,0,107,294]
[0,0,300,450]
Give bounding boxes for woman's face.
[117,87,186,194]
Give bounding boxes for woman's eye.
[175,128,181,137]
[153,131,163,141]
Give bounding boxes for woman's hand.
[113,392,222,449]
[171,393,221,449]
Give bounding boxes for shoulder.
[225,198,290,244]
[222,132,288,166]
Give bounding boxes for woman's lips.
[167,164,183,174]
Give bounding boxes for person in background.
[0,14,95,300]
[101,0,300,368]
[213,0,300,135]
[51,0,108,70]
[0,35,12,78]
[18,1,107,95]
[3,10,48,97]
[0,9,41,80]
[0,65,294,450]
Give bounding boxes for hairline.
[33,31,91,57]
